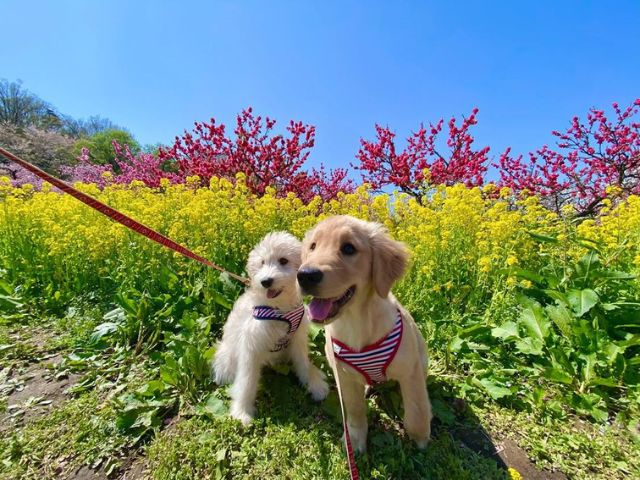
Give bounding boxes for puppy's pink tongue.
[309,298,333,321]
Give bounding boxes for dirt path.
[0,325,147,479]
[453,425,567,480]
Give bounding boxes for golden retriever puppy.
[297,216,432,452]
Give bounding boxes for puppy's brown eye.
[341,243,356,255]
[279,257,289,266]
[310,242,316,251]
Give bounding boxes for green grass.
[1,317,639,480]
[479,403,640,479]
[0,391,133,479]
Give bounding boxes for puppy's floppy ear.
[369,224,409,298]
[246,248,261,278]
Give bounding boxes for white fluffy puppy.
[213,232,329,424]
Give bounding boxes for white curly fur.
[212,232,329,425]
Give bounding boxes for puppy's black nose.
[261,278,273,288]
[297,268,323,289]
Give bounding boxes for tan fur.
[300,215,432,452]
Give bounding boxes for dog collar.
[331,309,403,384]
[253,304,305,352]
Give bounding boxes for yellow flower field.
[2,174,638,313]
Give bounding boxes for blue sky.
[2,1,638,179]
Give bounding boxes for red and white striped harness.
[253,304,305,352]
[331,309,403,384]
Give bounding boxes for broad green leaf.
[457,323,491,339]
[478,378,512,399]
[514,337,544,356]
[567,289,599,317]
[519,302,550,341]
[448,336,464,353]
[430,398,456,426]
[579,353,597,385]
[136,380,165,397]
[590,377,619,388]
[491,321,519,341]
[160,365,178,386]
[543,289,569,306]
[115,292,139,316]
[90,322,120,343]
[550,347,575,376]
[215,448,227,462]
[203,346,216,362]
[543,367,573,385]
[603,343,622,363]
[200,395,227,418]
[576,250,600,278]
[545,303,574,338]
[0,279,13,295]
[209,289,232,310]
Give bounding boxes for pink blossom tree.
[498,99,640,216]
[158,108,353,202]
[354,108,490,200]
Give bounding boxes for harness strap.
[253,304,305,351]
[331,310,403,385]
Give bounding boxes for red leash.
[327,334,361,480]
[0,146,250,286]
[1,146,360,477]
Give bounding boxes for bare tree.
[0,79,50,127]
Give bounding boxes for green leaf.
[590,377,619,388]
[550,347,575,376]
[545,303,574,338]
[543,289,570,305]
[0,279,13,295]
[491,321,519,341]
[203,346,216,362]
[430,398,456,425]
[514,337,544,356]
[509,268,546,286]
[618,335,640,348]
[567,289,599,317]
[576,250,600,279]
[457,323,492,339]
[209,289,232,310]
[215,447,227,462]
[199,395,227,418]
[478,378,512,399]
[579,353,597,385]
[136,380,165,397]
[90,322,120,343]
[590,270,635,281]
[519,302,550,341]
[543,367,573,385]
[448,336,464,353]
[527,231,559,244]
[160,365,178,386]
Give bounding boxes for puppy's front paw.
[230,404,254,426]
[346,424,368,454]
[308,377,329,401]
[305,365,329,401]
[415,437,430,450]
